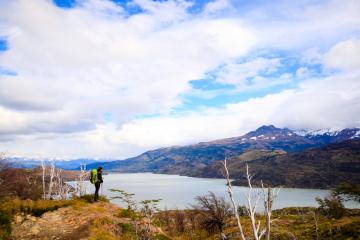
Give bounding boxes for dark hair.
[97,166,103,171]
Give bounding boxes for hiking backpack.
[90,169,98,184]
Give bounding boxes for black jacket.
[97,171,103,183]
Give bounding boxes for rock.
[30,225,40,235]
[14,215,23,224]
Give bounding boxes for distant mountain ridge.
[85,125,360,189]
[7,158,100,170]
[228,139,360,188]
[9,125,360,188]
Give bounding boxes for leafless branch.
[222,158,246,240]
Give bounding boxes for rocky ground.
[10,201,163,240]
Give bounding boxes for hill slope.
[225,140,360,188]
[87,126,360,185]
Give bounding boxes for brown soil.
[10,202,128,240]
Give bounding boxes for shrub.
[316,196,346,219]
[334,182,360,203]
[0,168,42,200]
[153,234,172,240]
[237,205,247,216]
[193,192,231,235]
[77,194,109,203]
[0,211,11,240]
[335,220,360,239]
[118,223,135,234]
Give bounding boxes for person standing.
[90,166,103,202]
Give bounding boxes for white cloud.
[0,0,255,136]
[248,0,360,50]
[324,38,360,71]
[3,69,359,159]
[203,0,233,15]
[0,0,360,158]
[216,57,283,89]
[106,73,360,152]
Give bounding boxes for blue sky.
[0,0,359,158]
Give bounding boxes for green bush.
[0,211,11,240]
[77,194,109,203]
[237,205,247,216]
[118,223,135,234]
[115,208,136,219]
[316,196,346,219]
[333,221,360,239]
[153,234,172,240]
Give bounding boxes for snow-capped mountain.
[86,125,360,188]
[294,127,360,144]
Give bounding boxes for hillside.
[86,126,360,188]
[87,125,320,173]
[227,140,360,188]
[3,198,166,240]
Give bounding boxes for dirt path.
[10,202,126,240]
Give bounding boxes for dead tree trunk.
[222,159,280,240]
[41,159,46,199]
[261,181,280,240]
[222,158,246,240]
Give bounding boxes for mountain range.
[8,125,360,189]
[7,158,99,170]
[85,125,360,188]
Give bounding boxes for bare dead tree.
[40,159,73,200]
[222,159,279,240]
[40,158,46,199]
[0,152,8,171]
[75,164,88,196]
[245,165,265,240]
[261,181,280,240]
[312,211,319,240]
[0,152,8,186]
[47,160,55,199]
[53,168,72,199]
[222,158,246,240]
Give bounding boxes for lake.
[78,173,358,210]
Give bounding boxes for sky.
[0,0,359,159]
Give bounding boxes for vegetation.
[193,192,232,238]
[334,182,360,203]
[155,207,360,240]
[109,188,162,239]
[316,195,346,219]
[1,155,360,239]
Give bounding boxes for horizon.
[0,0,360,159]
[5,124,360,160]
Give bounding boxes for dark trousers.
[94,182,101,201]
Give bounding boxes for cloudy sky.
[0,0,359,159]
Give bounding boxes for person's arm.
[98,172,103,183]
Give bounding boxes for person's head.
[97,166,103,172]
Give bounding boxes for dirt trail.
[10,201,127,240]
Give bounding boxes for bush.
[316,196,346,219]
[334,182,360,203]
[153,234,172,240]
[237,205,247,216]
[335,220,360,239]
[77,194,109,203]
[194,192,231,235]
[118,223,135,234]
[0,168,42,200]
[0,211,11,240]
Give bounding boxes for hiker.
[90,166,103,202]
